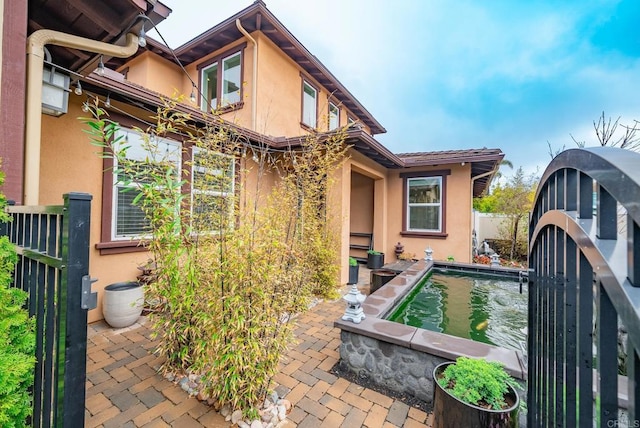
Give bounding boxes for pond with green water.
[387,272,527,352]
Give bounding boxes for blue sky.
[154,0,640,177]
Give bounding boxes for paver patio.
[85,267,433,427]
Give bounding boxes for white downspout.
[235,19,257,130]
[24,30,139,204]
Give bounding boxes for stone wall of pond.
[339,329,528,428]
[338,330,448,404]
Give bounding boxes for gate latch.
[81,275,98,310]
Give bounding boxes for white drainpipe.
[235,19,257,130]
[24,30,139,204]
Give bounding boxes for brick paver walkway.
[85,268,433,427]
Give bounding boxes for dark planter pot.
[348,264,359,285]
[370,269,396,294]
[432,362,519,428]
[366,252,384,269]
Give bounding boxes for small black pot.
[348,263,359,285]
[366,252,384,269]
[432,362,519,428]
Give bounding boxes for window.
[302,80,317,128]
[401,170,450,236]
[112,130,181,239]
[200,49,243,111]
[329,102,339,130]
[99,126,237,253]
[191,148,235,232]
[407,177,442,231]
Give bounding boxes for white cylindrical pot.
[103,282,144,328]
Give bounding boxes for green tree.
[475,167,537,260]
[0,163,36,428]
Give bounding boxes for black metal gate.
[528,147,640,427]
[1,193,94,428]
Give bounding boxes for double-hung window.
[401,171,449,236]
[302,80,317,128]
[191,148,235,233]
[200,50,242,111]
[112,130,181,239]
[329,102,339,130]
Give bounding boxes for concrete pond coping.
[334,259,528,380]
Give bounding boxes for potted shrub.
[348,257,359,284]
[366,250,384,269]
[432,356,520,428]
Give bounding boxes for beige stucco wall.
[121,31,370,138]
[124,52,184,99]
[385,163,473,263]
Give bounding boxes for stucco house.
[1,0,503,322]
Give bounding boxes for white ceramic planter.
[103,282,144,328]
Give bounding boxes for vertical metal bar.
[57,193,92,428]
[628,346,640,425]
[556,169,565,210]
[578,252,593,425]
[565,238,578,427]
[566,169,577,211]
[555,227,566,427]
[43,264,57,428]
[597,184,617,240]
[628,215,640,287]
[32,258,45,428]
[547,227,556,427]
[578,172,593,219]
[549,172,557,211]
[597,281,618,425]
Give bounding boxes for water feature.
[387,271,527,352]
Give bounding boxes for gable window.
[401,170,450,237]
[199,47,244,112]
[302,80,317,128]
[112,130,181,239]
[329,102,339,130]
[191,147,235,232]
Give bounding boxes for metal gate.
[528,147,640,427]
[1,193,94,428]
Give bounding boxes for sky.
[152,0,640,178]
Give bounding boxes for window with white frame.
[112,130,181,239]
[201,51,242,111]
[329,102,339,130]
[406,176,442,232]
[191,147,235,232]
[302,80,317,128]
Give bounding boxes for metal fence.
[1,193,94,428]
[528,147,640,427]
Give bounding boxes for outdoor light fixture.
[190,83,197,103]
[41,64,70,117]
[138,24,147,47]
[74,81,83,96]
[96,55,105,76]
[104,93,111,108]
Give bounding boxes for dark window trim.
[197,42,247,111]
[97,113,241,254]
[328,100,340,131]
[97,113,190,255]
[300,74,319,129]
[400,169,450,237]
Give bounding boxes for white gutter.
[24,30,139,204]
[235,19,257,130]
